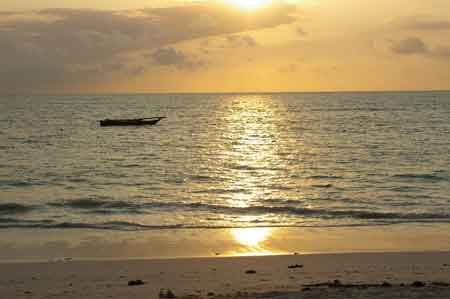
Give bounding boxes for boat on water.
[99,117,166,127]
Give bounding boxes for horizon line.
[1,88,450,97]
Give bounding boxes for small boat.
[99,117,166,127]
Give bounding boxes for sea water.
[1,92,449,233]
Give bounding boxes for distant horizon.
[2,89,450,97]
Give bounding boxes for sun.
[224,0,272,10]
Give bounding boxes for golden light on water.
[231,227,272,247]
[219,96,287,256]
[229,227,281,256]
[224,0,272,10]
[221,95,284,209]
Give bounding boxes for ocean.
[1,92,450,233]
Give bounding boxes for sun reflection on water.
[231,227,271,247]
[212,95,291,256]
[229,227,279,256]
[220,95,284,210]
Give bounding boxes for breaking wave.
[0,217,449,231]
[0,203,35,214]
[45,198,450,222]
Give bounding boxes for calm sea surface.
[1,92,449,231]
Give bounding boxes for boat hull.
[99,117,165,127]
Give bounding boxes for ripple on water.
[1,92,449,230]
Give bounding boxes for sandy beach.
[1,251,450,299]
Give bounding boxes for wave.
[189,174,218,182]
[311,184,334,188]
[310,108,406,112]
[0,217,53,225]
[0,180,46,188]
[49,198,143,214]
[0,203,35,214]
[307,175,343,180]
[225,163,284,171]
[391,173,448,182]
[191,188,251,195]
[47,198,450,222]
[0,217,227,230]
[257,184,295,191]
[217,205,450,221]
[389,186,423,192]
[50,198,126,209]
[1,217,449,231]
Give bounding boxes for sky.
[1,0,450,94]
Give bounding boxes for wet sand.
[1,251,450,299]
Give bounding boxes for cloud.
[396,16,450,31]
[390,37,428,55]
[152,48,187,66]
[390,36,450,58]
[197,33,258,54]
[383,15,450,60]
[226,34,258,48]
[296,26,308,36]
[279,63,298,73]
[0,3,298,93]
[150,47,205,70]
[433,46,450,57]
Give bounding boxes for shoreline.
[2,249,450,265]
[2,224,450,262]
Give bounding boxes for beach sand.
[1,251,450,299]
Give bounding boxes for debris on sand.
[431,281,450,287]
[166,289,176,299]
[303,280,398,289]
[245,270,257,274]
[411,281,426,287]
[288,264,304,269]
[160,289,177,298]
[332,280,342,287]
[128,279,145,286]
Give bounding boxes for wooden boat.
[100,117,166,127]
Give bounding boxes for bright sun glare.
[230,227,272,247]
[224,0,272,10]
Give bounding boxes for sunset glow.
[1,1,450,94]
[224,0,272,10]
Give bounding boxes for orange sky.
[1,0,450,93]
